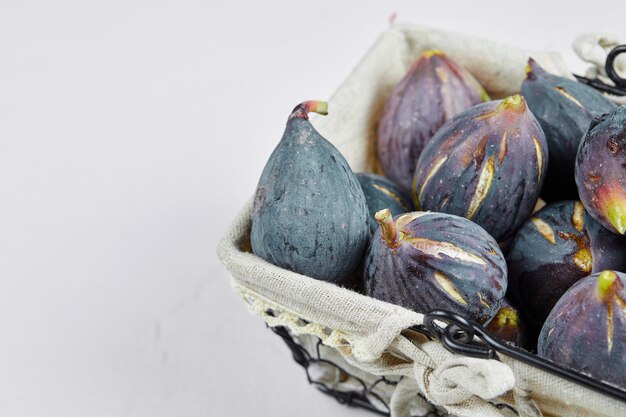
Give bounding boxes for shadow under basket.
[218,24,626,417]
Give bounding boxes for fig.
[522,59,615,201]
[377,50,488,191]
[485,299,526,347]
[363,209,507,323]
[539,270,626,389]
[576,105,626,235]
[356,173,412,234]
[507,201,626,335]
[251,101,369,283]
[413,95,548,242]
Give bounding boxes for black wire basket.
[272,306,626,416]
[267,47,626,416]
[217,26,626,416]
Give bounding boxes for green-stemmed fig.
[485,299,526,347]
[251,101,369,283]
[539,271,626,389]
[522,59,615,201]
[377,50,489,192]
[507,201,626,334]
[576,106,626,235]
[364,209,507,323]
[413,95,548,242]
[356,173,412,234]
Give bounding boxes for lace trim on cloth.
[232,282,536,417]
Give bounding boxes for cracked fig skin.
[507,200,626,334]
[356,173,412,234]
[485,299,526,347]
[377,50,488,192]
[413,95,548,242]
[251,101,369,283]
[576,105,626,235]
[522,58,615,201]
[539,271,626,389]
[364,209,507,323]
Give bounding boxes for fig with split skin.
[576,105,626,236]
[356,173,412,234]
[377,50,489,192]
[413,94,548,242]
[522,58,615,201]
[539,270,626,389]
[507,200,626,336]
[363,209,507,323]
[251,101,369,284]
[485,299,526,348]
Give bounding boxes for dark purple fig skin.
[522,59,615,202]
[576,105,626,236]
[356,173,412,234]
[377,50,488,192]
[507,201,626,336]
[364,210,507,323]
[413,95,548,242]
[251,101,369,284]
[539,271,626,389]
[485,299,526,347]
[496,198,547,256]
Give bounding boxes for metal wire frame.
[270,324,449,417]
[421,310,626,404]
[269,306,626,416]
[269,322,520,417]
[574,44,626,96]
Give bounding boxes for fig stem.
[497,94,526,113]
[525,58,544,80]
[598,270,618,299]
[375,209,400,249]
[479,88,491,103]
[497,307,520,327]
[289,101,328,120]
[607,200,626,234]
[422,49,445,58]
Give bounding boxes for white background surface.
[1,1,625,416]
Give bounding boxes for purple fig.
[522,59,615,202]
[485,299,526,347]
[539,271,626,389]
[364,209,507,323]
[576,105,626,235]
[377,50,489,192]
[356,173,412,234]
[507,201,626,334]
[413,95,548,242]
[251,101,369,283]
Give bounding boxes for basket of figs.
[217,24,626,417]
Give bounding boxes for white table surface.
[1,1,625,416]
